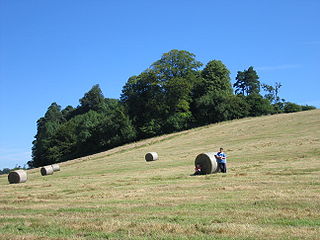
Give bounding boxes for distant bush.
[301,105,316,111]
[284,102,302,113]
[0,165,27,175]
[0,168,10,175]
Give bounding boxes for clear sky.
[0,0,319,169]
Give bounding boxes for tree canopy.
[29,50,315,168]
[234,66,260,96]
[30,85,136,167]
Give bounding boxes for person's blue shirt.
[216,152,227,163]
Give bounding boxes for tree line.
[0,165,27,175]
[28,49,316,168]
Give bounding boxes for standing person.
[215,148,227,173]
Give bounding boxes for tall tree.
[79,84,105,113]
[151,50,202,132]
[191,60,233,125]
[122,49,203,136]
[30,103,64,167]
[150,49,202,81]
[233,66,260,96]
[121,71,164,137]
[199,60,233,95]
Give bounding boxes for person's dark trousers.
[218,163,227,173]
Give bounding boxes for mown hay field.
[0,110,319,240]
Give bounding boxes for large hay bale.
[194,152,218,174]
[40,166,54,176]
[145,152,158,161]
[8,170,28,184]
[51,164,60,172]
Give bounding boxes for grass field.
[0,110,319,240]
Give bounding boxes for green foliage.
[192,92,229,124]
[283,102,302,113]
[191,60,234,125]
[199,60,233,95]
[139,119,162,138]
[163,111,193,133]
[61,105,75,120]
[282,102,316,113]
[150,50,202,133]
[88,107,137,152]
[272,100,286,114]
[79,84,106,113]
[261,82,282,104]
[0,165,28,175]
[301,105,316,111]
[30,103,65,167]
[122,50,202,137]
[0,168,10,175]
[150,49,202,80]
[163,76,194,132]
[245,93,274,116]
[234,66,260,96]
[192,93,250,125]
[30,49,309,168]
[225,95,250,119]
[121,71,165,138]
[30,89,136,167]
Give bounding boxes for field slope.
[1,110,319,240]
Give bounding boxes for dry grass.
[0,110,319,239]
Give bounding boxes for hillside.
[0,110,319,240]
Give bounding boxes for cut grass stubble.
[0,110,319,239]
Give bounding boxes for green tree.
[150,49,202,80]
[234,66,260,96]
[31,83,138,167]
[0,168,11,175]
[191,93,249,125]
[31,95,137,167]
[121,71,164,137]
[191,60,234,125]
[246,93,274,116]
[191,92,230,124]
[283,102,302,113]
[49,120,78,161]
[262,82,284,113]
[301,105,316,111]
[122,50,203,136]
[162,76,194,132]
[89,107,137,152]
[199,60,233,95]
[30,103,64,167]
[151,50,202,132]
[225,95,250,119]
[261,82,282,104]
[62,105,75,121]
[79,84,105,113]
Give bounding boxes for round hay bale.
[51,164,60,172]
[8,170,28,184]
[145,152,158,162]
[195,152,218,174]
[40,166,54,176]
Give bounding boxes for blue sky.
[0,0,319,169]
